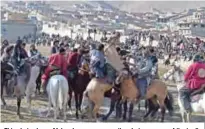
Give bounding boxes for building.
[178,21,205,37]
[1,20,38,43]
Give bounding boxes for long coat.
[184,62,205,90]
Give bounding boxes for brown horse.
[81,69,138,121]
[111,75,173,122]
[67,59,91,119]
[125,78,173,122]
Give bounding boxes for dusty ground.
[1,45,204,122]
[1,86,205,122]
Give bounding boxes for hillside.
[47,1,205,13]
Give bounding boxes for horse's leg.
[63,96,67,122]
[79,93,83,112]
[93,104,100,121]
[68,88,73,109]
[54,101,59,121]
[74,93,79,119]
[128,101,134,122]
[102,97,116,121]
[116,99,122,119]
[26,95,32,114]
[122,100,127,120]
[181,111,186,122]
[159,100,166,122]
[46,95,52,117]
[17,96,23,119]
[138,103,141,111]
[142,100,154,121]
[145,100,149,114]
[1,82,7,107]
[186,113,191,122]
[150,104,160,120]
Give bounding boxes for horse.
[163,65,205,122]
[126,56,149,113]
[73,59,90,119]
[9,55,47,118]
[46,74,69,121]
[81,68,138,122]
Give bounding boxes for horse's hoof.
[101,116,107,121]
[127,119,132,122]
[141,117,146,122]
[18,115,23,119]
[81,115,85,119]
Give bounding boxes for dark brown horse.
[68,59,90,119]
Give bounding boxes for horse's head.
[115,68,133,85]
[163,64,185,90]
[79,59,90,75]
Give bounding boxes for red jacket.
[42,53,67,81]
[67,52,80,70]
[184,62,205,90]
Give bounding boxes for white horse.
[46,75,69,121]
[163,66,205,122]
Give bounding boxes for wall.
[191,27,205,37]
[1,21,37,43]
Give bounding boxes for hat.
[16,39,22,45]
[59,47,65,53]
[193,54,203,62]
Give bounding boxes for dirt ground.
[1,45,204,122]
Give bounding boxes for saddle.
[49,69,61,77]
[49,66,61,77]
[91,63,117,85]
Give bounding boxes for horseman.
[90,44,107,81]
[51,40,59,54]
[67,48,84,80]
[28,44,40,57]
[1,45,14,63]
[149,48,159,79]
[41,47,68,94]
[179,54,205,112]
[1,40,9,55]
[11,40,28,72]
[89,43,97,57]
[135,48,153,99]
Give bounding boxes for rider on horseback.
[179,54,205,112]
[90,44,106,79]
[135,48,153,99]
[1,40,9,55]
[67,48,84,80]
[150,48,159,79]
[1,45,14,63]
[11,40,28,73]
[28,44,40,57]
[41,47,68,94]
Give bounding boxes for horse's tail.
[164,91,174,116]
